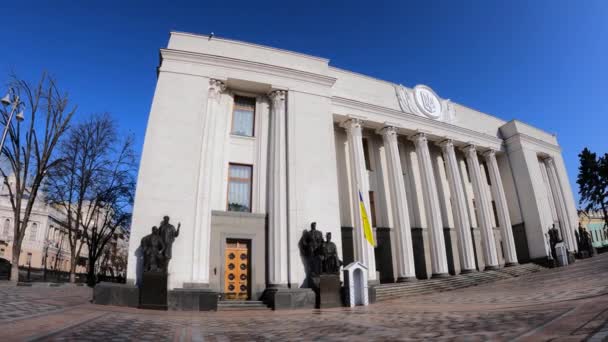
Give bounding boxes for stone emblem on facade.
[395,84,455,123]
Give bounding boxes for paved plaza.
[1,255,608,341]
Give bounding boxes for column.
[379,126,416,281]
[410,133,449,277]
[341,118,377,282]
[267,90,288,287]
[463,145,499,269]
[483,150,518,266]
[439,140,477,273]
[545,157,576,253]
[192,79,225,285]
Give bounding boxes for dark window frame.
[226,163,253,213]
[230,95,256,138]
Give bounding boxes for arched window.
[29,223,38,241]
[2,219,9,237]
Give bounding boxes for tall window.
[29,223,38,241]
[231,96,255,137]
[2,219,9,237]
[227,164,253,212]
[26,253,32,265]
[362,138,372,171]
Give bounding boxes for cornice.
[160,49,337,88]
[170,31,330,63]
[504,132,561,154]
[332,96,504,149]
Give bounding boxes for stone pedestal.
[93,282,139,308]
[262,287,316,310]
[317,274,341,309]
[168,288,218,311]
[139,272,167,310]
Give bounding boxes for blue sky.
[2,0,607,205]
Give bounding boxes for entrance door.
[224,239,250,300]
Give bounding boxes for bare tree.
[45,113,135,284]
[0,74,74,282]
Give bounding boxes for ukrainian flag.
[359,191,376,247]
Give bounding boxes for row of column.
[342,119,519,280]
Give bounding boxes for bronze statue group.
[141,216,180,273]
[301,222,343,277]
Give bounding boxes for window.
[2,219,8,237]
[29,223,38,241]
[227,164,253,212]
[362,138,372,171]
[369,191,377,228]
[26,253,32,265]
[231,96,255,137]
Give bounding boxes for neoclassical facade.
[127,32,579,299]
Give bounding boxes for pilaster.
[267,90,289,287]
[192,79,226,285]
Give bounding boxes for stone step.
[217,300,269,311]
[375,263,548,301]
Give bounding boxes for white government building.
[126,31,579,302]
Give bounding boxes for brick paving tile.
[0,254,607,341]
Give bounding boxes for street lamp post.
[0,90,25,153]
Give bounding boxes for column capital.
[462,144,478,156]
[482,149,497,160]
[378,125,399,137]
[209,79,226,100]
[268,90,287,103]
[340,117,364,130]
[544,156,556,166]
[437,139,455,152]
[408,132,428,146]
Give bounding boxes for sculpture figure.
[159,216,180,268]
[141,226,166,272]
[322,232,342,274]
[303,222,325,276]
[548,224,561,264]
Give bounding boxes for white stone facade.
[127,31,579,292]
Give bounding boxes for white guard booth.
[343,261,369,307]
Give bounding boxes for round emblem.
[240,284,247,291]
[228,263,235,270]
[228,284,235,291]
[240,274,247,280]
[240,263,247,270]
[414,85,442,119]
[240,253,247,260]
[229,253,235,260]
[228,273,235,280]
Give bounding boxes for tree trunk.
[87,255,97,287]
[10,251,20,283]
[69,258,77,283]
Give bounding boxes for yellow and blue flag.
[359,191,375,247]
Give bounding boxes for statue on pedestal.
[159,216,180,269]
[141,226,166,272]
[322,232,342,274]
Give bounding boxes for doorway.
[224,239,251,300]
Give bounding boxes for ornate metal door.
[224,240,250,300]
